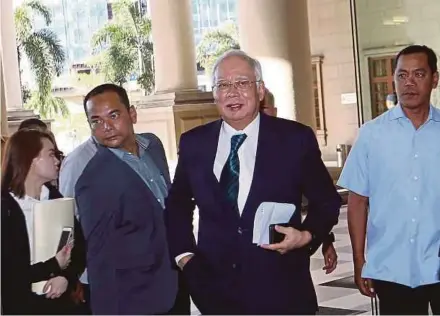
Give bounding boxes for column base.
[7,108,53,135]
[132,90,220,161]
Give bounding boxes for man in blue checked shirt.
[74,84,190,315]
[338,45,440,315]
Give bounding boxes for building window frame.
[360,44,411,121]
[368,55,396,118]
[312,55,327,146]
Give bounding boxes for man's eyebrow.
[90,109,120,120]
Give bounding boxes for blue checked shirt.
[338,104,440,288]
[109,135,168,208]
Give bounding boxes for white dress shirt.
[11,185,50,264]
[213,114,260,214]
[176,114,260,264]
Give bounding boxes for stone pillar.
[238,0,316,130]
[131,0,219,162]
[149,0,198,93]
[1,0,23,109]
[1,54,7,136]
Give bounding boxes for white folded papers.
[32,198,74,294]
[252,202,296,245]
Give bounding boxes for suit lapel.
[99,147,164,210]
[241,114,275,220]
[138,135,171,188]
[204,120,224,189]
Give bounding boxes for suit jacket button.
[232,264,237,269]
[238,227,242,234]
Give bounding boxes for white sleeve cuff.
[175,252,194,265]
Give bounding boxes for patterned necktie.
[219,133,247,209]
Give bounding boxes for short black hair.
[18,118,47,131]
[83,83,130,114]
[395,45,438,73]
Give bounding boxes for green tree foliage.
[91,0,154,93]
[15,0,69,118]
[196,22,240,76]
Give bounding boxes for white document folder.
[252,202,296,245]
[31,198,75,294]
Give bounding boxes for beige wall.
[355,0,440,120]
[308,0,359,161]
[308,0,440,160]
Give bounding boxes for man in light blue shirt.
[338,45,440,315]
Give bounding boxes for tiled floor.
[311,208,371,314]
[188,206,373,315]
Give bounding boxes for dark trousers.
[70,283,92,315]
[81,283,92,314]
[166,271,191,315]
[374,280,440,315]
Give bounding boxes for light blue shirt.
[108,135,168,208]
[338,104,440,288]
[59,137,98,284]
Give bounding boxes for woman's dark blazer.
[1,184,86,315]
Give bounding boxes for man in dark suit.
[260,88,338,275]
[75,84,188,315]
[165,50,341,315]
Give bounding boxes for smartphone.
[57,227,74,252]
[269,223,291,244]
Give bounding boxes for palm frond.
[24,0,52,25]
[92,23,135,47]
[91,0,154,92]
[34,29,66,75]
[196,28,240,73]
[25,91,69,119]
[22,35,53,96]
[14,7,33,41]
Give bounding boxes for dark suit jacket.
[1,185,86,315]
[165,114,341,315]
[75,133,177,315]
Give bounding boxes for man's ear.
[129,106,137,124]
[258,81,266,102]
[432,71,439,89]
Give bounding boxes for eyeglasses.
[213,80,260,91]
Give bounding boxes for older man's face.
[213,56,265,129]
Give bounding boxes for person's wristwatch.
[327,232,335,243]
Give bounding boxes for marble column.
[1,0,23,109]
[149,0,198,93]
[132,0,219,162]
[238,0,316,130]
[1,53,8,136]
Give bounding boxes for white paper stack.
[31,198,75,294]
[252,202,296,245]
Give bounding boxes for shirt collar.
[108,134,150,159]
[389,104,440,122]
[222,113,260,138]
[11,185,50,202]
